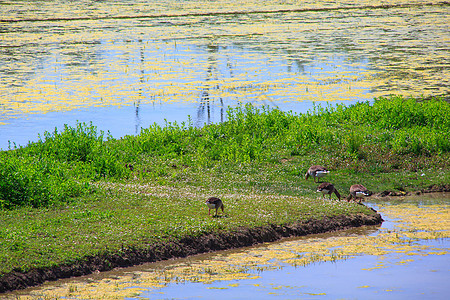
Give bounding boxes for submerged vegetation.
[0,95,449,289]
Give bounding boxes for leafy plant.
[0,96,448,209]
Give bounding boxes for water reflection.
[0,1,448,149]
[196,42,224,126]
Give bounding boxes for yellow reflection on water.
[0,1,448,123]
[10,201,449,299]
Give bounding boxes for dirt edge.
[375,184,450,197]
[0,211,382,294]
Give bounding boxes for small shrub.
[0,154,90,209]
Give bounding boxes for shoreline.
[0,211,382,293]
[2,186,449,294]
[374,184,450,197]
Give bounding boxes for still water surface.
[1,0,449,149]
[8,193,449,299]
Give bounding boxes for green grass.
[0,95,449,278]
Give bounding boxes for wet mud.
[376,184,450,197]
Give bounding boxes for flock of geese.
[306,165,371,203]
[205,164,371,217]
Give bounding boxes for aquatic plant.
[2,1,448,124]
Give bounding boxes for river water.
[1,0,449,149]
[6,193,449,299]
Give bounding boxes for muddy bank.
[375,184,450,197]
[0,212,382,293]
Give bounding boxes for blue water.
[2,3,448,150]
[138,254,449,300]
[0,97,344,150]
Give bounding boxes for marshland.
[0,0,449,298]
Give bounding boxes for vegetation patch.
[0,96,449,292]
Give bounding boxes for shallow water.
[1,0,449,149]
[7,193,449,299]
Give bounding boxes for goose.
[205,197,224,216]
[347,184,371,203]
[305,165,329,183]
[316,182,341,201]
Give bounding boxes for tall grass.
[1,95,449,209]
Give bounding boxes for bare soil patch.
[375,184,450,197]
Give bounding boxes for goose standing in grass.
[305,165,329,183]
[347,184,371,203]
[316,182,341,201]
[206,197,224,216]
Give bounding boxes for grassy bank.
[0,95,449,290]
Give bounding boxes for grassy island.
[0,95,449,292]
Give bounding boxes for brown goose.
[205,197,224,216]
[347,184,371,203]
[316,182,341,201]
[305,165,329,183]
